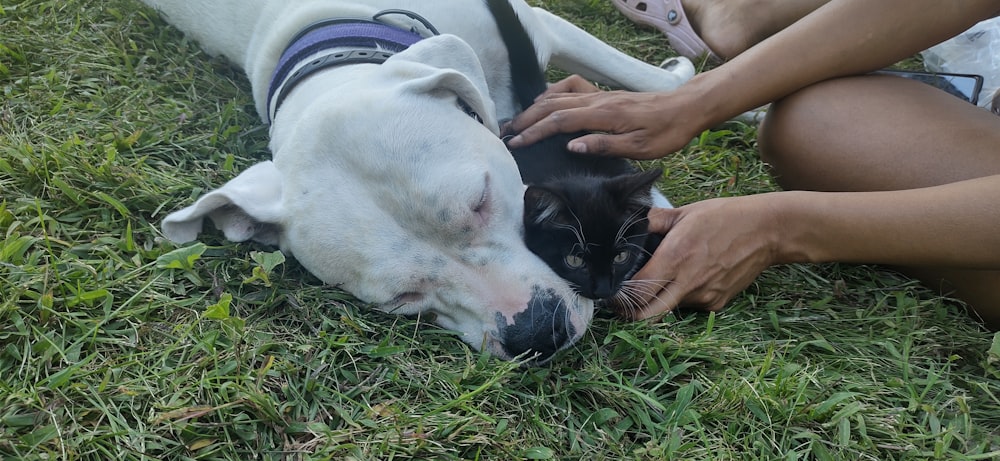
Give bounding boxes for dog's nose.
[497,288,575,363]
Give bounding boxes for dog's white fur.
[148,0,693,362]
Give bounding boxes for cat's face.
[547,210,651,300]
[523,169,662,301]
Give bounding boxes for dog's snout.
[497,288,575,363]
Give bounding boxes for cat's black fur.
[486,0,664,305]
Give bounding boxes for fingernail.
[507,135,523,147]
[568,141,587,153]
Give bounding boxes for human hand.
[504,75,707,159]
[622,196,783,320]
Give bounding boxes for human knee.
[905,267,1000,331]
[757,90,813,175]
[758,80,855,185]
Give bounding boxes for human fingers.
[646,207,682,234]
[512,92,701,157]
[622,277,686,321]
[636,197,783,318]
[566,131,681,159]
[604,208,683,320]
[634,277,730,320]
[507,95,666,158]
[506,76,602,137]
[538,74,601,98]
[626,239,730,321]
[624,208,686,319]
[506,98,605,149]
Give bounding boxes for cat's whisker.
[610,278,677,318]
[551,221,586,249]
[621,278,674,298]
[566,280,582,292]
[566,208,588,248]
[614,208,648,243]
[622,241,653,256]
[551,290,589,352]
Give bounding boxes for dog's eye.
[389,291,425,308]
[474,189,488,213]
[471,174,491,227]
[472,184,491,227]
[458,98,484,124]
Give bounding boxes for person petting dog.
[505,0,1000,328]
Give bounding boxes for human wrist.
[760,191,826,266]
[684,67,754,130]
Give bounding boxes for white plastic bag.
[921,17,1000,109]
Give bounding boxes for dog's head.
[161,35,592,364]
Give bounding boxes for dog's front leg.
[529,8,695,92]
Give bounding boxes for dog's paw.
[659,56,696,81]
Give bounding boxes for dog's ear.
[379,34,500,134]
[161,161,284,245]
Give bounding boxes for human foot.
[611,0,721,62]
[680,0,761,60]
[613,0,829,61]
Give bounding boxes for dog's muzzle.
[496,287,577,363]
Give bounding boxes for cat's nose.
[591,278,614,300]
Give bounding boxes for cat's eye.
[564,254,584,269]
[613,251,630,264]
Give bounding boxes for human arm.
[631,175,1000,319]
[506,0,1000,159]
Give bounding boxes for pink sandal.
[611,0,721,63]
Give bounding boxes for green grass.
[2,0,999,459]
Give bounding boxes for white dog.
[149,0,693,363]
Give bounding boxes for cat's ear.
[607,168,663,209]
[524,185,571,225]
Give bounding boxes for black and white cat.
[487,0,665,311]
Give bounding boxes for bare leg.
[683,0,831,59]
[759,74,1000,327]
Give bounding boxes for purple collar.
[266,16,429,123]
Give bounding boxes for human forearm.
[775,175,1000,269]
[691,0,1000,129]
[632,176,1000,318]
